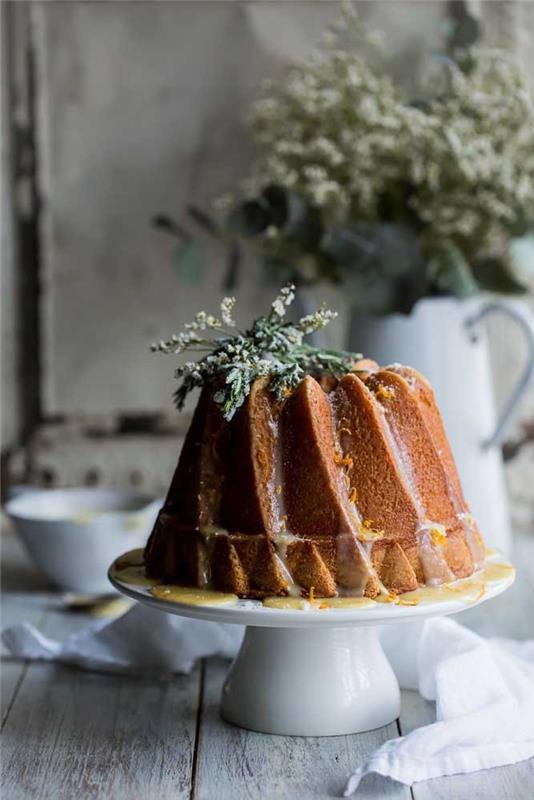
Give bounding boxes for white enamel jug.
[348,298,534,554]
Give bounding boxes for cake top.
[151,285,361,420]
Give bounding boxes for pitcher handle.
[465,301,534,449]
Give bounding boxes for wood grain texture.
[1,524,52,722]
[1,607,199,800]
[1,594,46,723]
[193,657,410,800]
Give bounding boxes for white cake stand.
[109,559,514,737]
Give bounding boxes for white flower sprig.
[151,286,359,420]
[244,3,534,271]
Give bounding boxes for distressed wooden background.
[1,1,533,528]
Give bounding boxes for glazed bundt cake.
[145,289,485,599]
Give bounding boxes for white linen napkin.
[3,608,533,792]
[345,618,534,794]
[2,603,243,675]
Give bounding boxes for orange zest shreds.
[359,519,385,540]
[309,586,315,603]
[376,384,394,401]
[359,526,385,542]
[398,597,419,606]
[338,427,352,437]
[349,487,358,504]
[462,582,486,603]
[473,584,486,602]
[282,387,293,398]
[383,593,399,604]
[335,449,354,475]
[430,527,448,547]
[275,485,282,496]
[341,454,353,471]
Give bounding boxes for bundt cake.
[145,289,485,599]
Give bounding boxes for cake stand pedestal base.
[109,549,514,737]
[220,625,400,736]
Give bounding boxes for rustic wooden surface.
[1,526,533,800]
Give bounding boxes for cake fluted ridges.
[145,360,485,599]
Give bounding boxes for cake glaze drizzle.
[145,365,487,600]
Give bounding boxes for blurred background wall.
[2,1,533,528]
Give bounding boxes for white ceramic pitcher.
[348,297,534,554]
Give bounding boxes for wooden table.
[2,526,533,800]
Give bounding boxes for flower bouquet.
[216,4,533,314]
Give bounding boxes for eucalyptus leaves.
[152,286,358,420]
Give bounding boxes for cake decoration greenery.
[151,285,359,420]
[155,3,533,314]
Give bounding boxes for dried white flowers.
[152,285,359,419]
[229,3,533,310]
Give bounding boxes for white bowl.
[5,487,162,593]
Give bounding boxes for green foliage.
[173,240,205,283]
[153,5,533,314]
[228,199,272,238]
[224,3,533,313]
[223,242,241,291]
[151,286,359,420]
[427,246,478,298]
[445,9,481,54]
[152,208,242,292]
[471,257,528,295]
